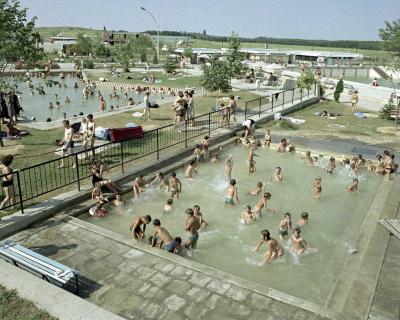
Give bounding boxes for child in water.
[303,151,314,166]
[248,146,257,174]
[291,227,307,254]
[313,177,322,199]
[194,205,208,227]
[113,193,124,207]
[347,178,359,192]
[263,128,271,148]
[164,198,173,212]
[272,166,283,182]
[224,155,233,182]
[327,157,336,174]
[248,181,264,196]
[173,237,184,256]
[297,212,309,226]
[242,205,256,224]
[279,212,292,239]
[193,144,202,163]
[185,160,198,178]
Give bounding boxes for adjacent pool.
[16,76,168,121]
[80,143,383,305]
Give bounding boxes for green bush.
[379,97,397,120]
[82,60,94,69]
[334,79,344,102]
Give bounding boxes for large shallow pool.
[80,143,382,305]
[16,76,167,121]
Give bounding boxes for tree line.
[145,30,381,51]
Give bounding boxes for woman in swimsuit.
[254,229,284,266]
[0,155,16,209]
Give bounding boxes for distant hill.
[35,27,103,40]
[36,27,382,52]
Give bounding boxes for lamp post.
[140,7,181,63]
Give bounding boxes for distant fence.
[244,83,317,119]
[0,86,317,214]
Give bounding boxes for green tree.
[129,34,154,61]
[226,32,245,78]
[200,55,231,97]
[113,45,133,72]
[92,35,110,57]
[296,69,315,91]
[0,0,43,91]
[334,79,344,102]
[164,56,177,74]
[379,97,396,120]
[71,33,93,55]
[379,19,400,128]
[183,46,193,61]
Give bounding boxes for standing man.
[86,114,96,150]
[351,90,359,114]
[185,208,201,250]
[59,120,75,168]
[141,92,151,120]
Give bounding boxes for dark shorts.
[163,240,176,252]
[63,140,74,149]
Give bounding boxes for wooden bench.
[0,240,79,294]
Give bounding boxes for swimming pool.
[79,143,383,305]
[15,76,168,121]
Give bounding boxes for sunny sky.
[20,0,400,41]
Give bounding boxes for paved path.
[7,216,332,320]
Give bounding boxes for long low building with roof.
[174,47,363,65]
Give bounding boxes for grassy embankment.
[0,285,57,320]
[267,100,397,145]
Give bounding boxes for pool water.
[80,143,382,305]
[15,77,167,121]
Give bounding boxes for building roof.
[175,47,363,59]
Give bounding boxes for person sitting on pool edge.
[152,219,176,253]
[185,208,201,250]
[130,215,152,241]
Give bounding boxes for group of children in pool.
[89,126,397,266]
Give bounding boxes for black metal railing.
[244,83,317,119]
[0,85,317,214]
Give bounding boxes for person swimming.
[347,178,359,192]
[313,177,322,199]
[254,192,275,217]
[297,212,309,226]
[272,167,282,182]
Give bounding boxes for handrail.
[0,86,317,214]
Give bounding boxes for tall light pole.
[140,7,181,63]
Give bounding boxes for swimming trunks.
[224,196,234,205]
[163,240,176,253]
[187,232,199,242]
[279,228,288,237]
[129,225,142,235]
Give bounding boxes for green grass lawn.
[7,90,258,169]
[0,285,57,320]
[268,100,394,138]
[86,70,202,90]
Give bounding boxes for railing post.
[15,170,24,214]
[156,129,160,160]
[292,89,294,104]
[244,101,247,120]
[282,91,285,107]
[208,113,211,136]
[184,119,188,148]
[307,89,310,97]
[120,141,124,173]
[74,153,80,191]
[271,95,274,112]
[259,98,262,118]
[300,89,303,102]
